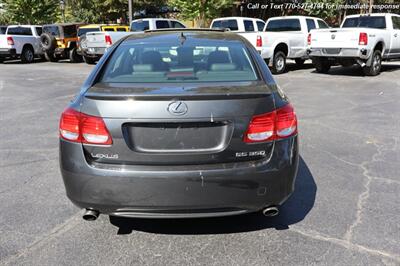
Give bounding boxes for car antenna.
[180,32,186,45]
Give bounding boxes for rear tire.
[44,52,59,62]
[271,51,286,74]
[313,57,331,73]
[363,50,382,76]
[295,58,305,66]
[83,56,97,65]
[69,48,82,63]
[21,46,34,63]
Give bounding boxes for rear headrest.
[210,63,237,71]
[132,64,153,72]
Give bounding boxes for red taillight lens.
[105,34,112,46]
[244,103,297,143]
[307,33,311,45]
[7,36,14,45]
[256,35,262,47]
[244,112,275,143]
[59,108,112,145]
[275,104,297,138]
[359,32,368,45]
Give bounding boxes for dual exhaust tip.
[82,206,279,221]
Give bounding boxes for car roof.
[123,30,247,44]
[80,24,127,28]
[132,18,177,22]
[344,13,394,18]
[43,23,85,27]
[7,25,41,27]
[268,15,321,20]
[212,17,264,21]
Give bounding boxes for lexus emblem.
[331,34,336,40]
[167,101,188,116]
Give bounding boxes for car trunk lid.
[80,82,276,165]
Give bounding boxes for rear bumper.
[60,136,299,218]
[308,47,370,59]
[0,48,17,58]
[86,47,106,56]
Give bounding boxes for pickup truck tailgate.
[0,35,10,49]
[86,32,107,48]
[310,28,361,48]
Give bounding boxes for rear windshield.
[131,21,149,31]
[43,26,60,36]
[7,27,32,35]
[342,16,386,29]
[100,40,258,83]
[266,19,301,32]
[211,20,239,31]
[78,27,100,36]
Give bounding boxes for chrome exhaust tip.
[83,209,99,221]
[262,206,279,217]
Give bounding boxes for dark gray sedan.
[59,29,299,220]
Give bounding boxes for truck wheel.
[84,56,97,65]
[271,51,286,74]
[313,58,331,73]
[69,48,83,63]
[21,46,35,63]
[44,52,59,62]
[295,59,305,66]
[363,50,382,76]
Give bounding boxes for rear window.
[244,20,255,32]
[35,27,42,35]
[131,21,149,31]
[306,19,316,32]
[256,21,265,31]
[0,26,6,34]
[78,27,100,37]
[43,26,60,36]
[7,27,32,36]
[100,40,258,83]
[342,16,386,29]
[156,20,170,29]
[211,20,238,31]
[171,21,186,28]
[116,27,128,32]
[317,20,329,29]
[266,19,301,32]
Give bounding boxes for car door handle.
[395,34,398,37]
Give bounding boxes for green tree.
[169,0,234,27]
[0,0,59,24]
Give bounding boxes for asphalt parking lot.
[0,59,399,265]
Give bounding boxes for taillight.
[105,34,112,46]
[307,33,311,45]
[256,35,262,47]
[359,32,368,45]
[244,103,297,143]
[7,36,14,45]
[59,108,112,145]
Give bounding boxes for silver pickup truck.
[82,18,186,64]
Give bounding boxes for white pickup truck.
[308,13,400,76]
[83,18,186,64]
[238,16,329,74]
[0,25,43,63]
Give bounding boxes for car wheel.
[21,46,35,63]
[83,56,97,65]
[363,50,382,76]
[271,51,286,74]
[295,58,305,66]
[69,48,83,63]
[313,57,331,73]
[44,52,59,62]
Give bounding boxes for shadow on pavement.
[109,156,317,235]
[311,62,400,76]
